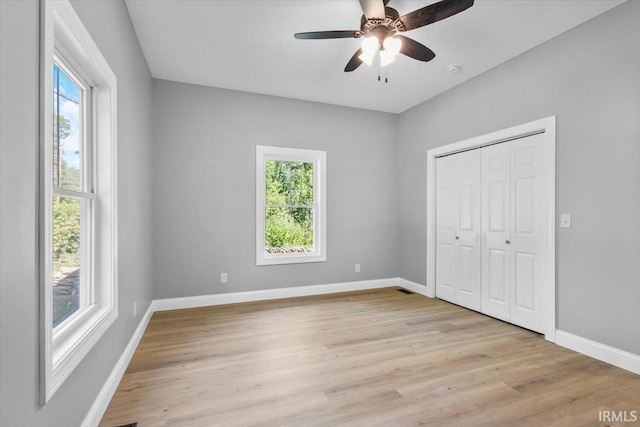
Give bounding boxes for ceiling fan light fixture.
[358,50,377,66]
[379,49,397,67]
[361,36,380,54]
[359,36,380,66]
[383,36,402,57]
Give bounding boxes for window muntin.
[256,146,326,265]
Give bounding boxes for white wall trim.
[556,330,640,375]
[426,116,557,342]
[398,278,432,297]
[80,303,154,427]
[153,278,400,311]
[255,145,327,266]
[40,0,119,403]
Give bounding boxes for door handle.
[506,240,511,245]
[455,236,460,240]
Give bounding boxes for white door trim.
[426,116,557,342]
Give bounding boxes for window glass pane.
[53,64,82,192]
[265,207,313,253]
[52,196,81,327]
[265,160,313,206]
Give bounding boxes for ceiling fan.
[294,0,474,72]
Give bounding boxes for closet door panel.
[488,249,508,302]
[455,150,481,311]
[436,155,457,303]
[510,134,549,334]
[481,143,511,321]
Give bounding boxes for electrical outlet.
[221,273,228,283]
[133,301,137,318]
[355,264,360,273]
[560,214,571,228]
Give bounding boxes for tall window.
[41,0,117,402]
[256,146,326,265]
[52,62,91,328]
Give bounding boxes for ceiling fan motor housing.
[360,7,402,34]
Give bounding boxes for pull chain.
[376,63,389,84]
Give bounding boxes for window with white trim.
[256,146,326,265]
[41,0,117,402]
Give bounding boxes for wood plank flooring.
[100,288,640,426]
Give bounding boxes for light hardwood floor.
[100,288,640,426]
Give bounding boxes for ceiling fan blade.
[396,35,436,62]
[398,0,474,32]
[294,30,359,40]
[344,48,364,72]
[359,0,386,20]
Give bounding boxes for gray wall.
[0,0,154,426]
[151,80,399,298]
[1,0,638,425]
[398,1,640,354]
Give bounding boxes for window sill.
[257,252,326,266]
[48,304,117,400]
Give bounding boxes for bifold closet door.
[479,134,549,333]
[438,133,549,334]
[509,133,549,334]
[435,150,481,310]
[455,150,481,310]
[436,155,457,303]
[481,143,511,322]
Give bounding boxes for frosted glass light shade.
[379,49,397,67]
[383,37,402,56]
[358,50,377,66]
[361,36,380,54]
[359,36,380,66]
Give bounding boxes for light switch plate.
[560,214,571,228]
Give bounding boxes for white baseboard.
[81,303,154,427]
[398,278,432,297]
[153,278,402,312]
[556,330,640,375]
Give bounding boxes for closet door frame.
[426,116,557,342]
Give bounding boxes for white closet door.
[509,134,549,333]
[436,155,457,304]
[455,150,482,310]
[481,143,511,321]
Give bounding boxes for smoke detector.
[447,64,462,73]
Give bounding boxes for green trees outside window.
[52,112,81,271]
[265,160,314,252]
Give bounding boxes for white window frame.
[40,0,118,403]
[51,54,93,329]
[256,146,327,266]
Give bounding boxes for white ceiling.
[125,0,624,113]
